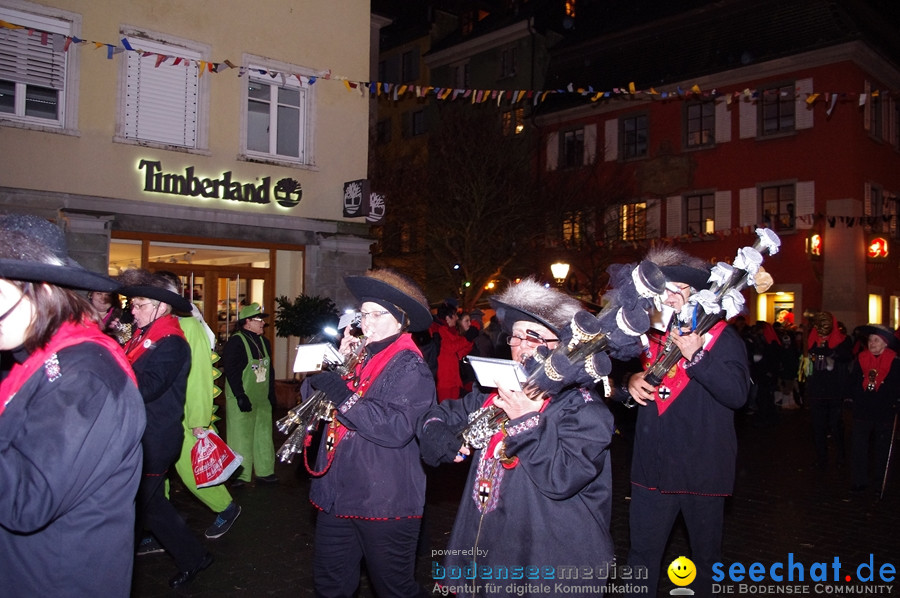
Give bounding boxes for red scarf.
[643,320,728,416]
[858,348,896,392]
[807,314,846,350]
[123,314,185,365]
[0,319,136,417]
[305,333,422,476]
[482,392,550,470]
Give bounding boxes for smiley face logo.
[667,556,696,587]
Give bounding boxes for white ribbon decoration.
[721,289,746,320]
[755,227,782,255]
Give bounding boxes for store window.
[243,56,315,166]
[119,32,203,148]
[0,5,75,129]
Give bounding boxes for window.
[686,193,715,235]
[0,6,75,129]
[452,62,470,88]
[685,101,714,148]
[621,202,647,241]
[401,49,419,83]
[502,108,524,136]
[243,57,314,166]
[402,109,426,138]
[870,92,883,141]
[762,184,795,232]
[562,211,583,245]
[561,128,584,169]
[376,118,392,145]
[760,83,795,136]
[121,34,203,148]
[499,45,517,79]
[621,114,648,159]
[866,184,897,237]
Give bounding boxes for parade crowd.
[1,213,897,598]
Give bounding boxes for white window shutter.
[864,182,872,217]
[646,199,660,238]
[666,195,682,237]
[795,78,814,130]
[0,9,69,89]
[546,131,559,171]
[795,181,815,229]
[888,97,898,147]
[739,100,756,139]
[714,190,732,232]
[864,80,872,131]
[124,38,199,148]
[739,187,758,226]
[714,99,731,143]
[604,119,618,162]
[583,123,597,165]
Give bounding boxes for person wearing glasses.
[621,246,750,598]
[300,269,436,597]
[120,269,213,589]
[0,214,145,598]
[222,302,278,487]
[418,277,617,598]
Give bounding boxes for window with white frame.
[244,61,313,165]
[0,6,74,129]
[760,83,795,136]
[621,202,647,241]
[121,34,202,148]
[561,128,584,169]
[761,183,796,232]
[621,114,648,159]
[686,193,715,235]
[685,101,715,148]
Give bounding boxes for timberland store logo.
[137,160,302,208]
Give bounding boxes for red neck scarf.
[858,348,896,392]
[1,319,136,417]
[123,314,185,365]
[643,320,728,416]
[807,315,846,350]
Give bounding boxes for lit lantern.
[867,236,889,260]
[808,234,823,256]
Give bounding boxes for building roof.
[543,0,900,97]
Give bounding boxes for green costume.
[223,328,276,482]
[174,316,233,512]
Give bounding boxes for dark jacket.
[849,351,900,422]
[131,334,191,472]
[631,324,749,495]
[805,336,853,401]
[0,344,145,598]
[421,385,615,598]
[309,336,436,519]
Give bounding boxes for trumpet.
[276,335,366,464]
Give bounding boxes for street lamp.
[550,262,570,286]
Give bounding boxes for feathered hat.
[645,245,712,291]
[490,277,581,337]
[344,268,432,332]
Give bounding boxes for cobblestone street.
[133,405,900,597]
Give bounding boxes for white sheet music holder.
[293,343,343,373]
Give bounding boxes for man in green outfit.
[222,303,278,486]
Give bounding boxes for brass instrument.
[276,336,366,464]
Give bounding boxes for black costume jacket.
[422,384,615,598]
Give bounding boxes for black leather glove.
[236,393,252,412]
[308,371,352,405]
[419,419,462,467]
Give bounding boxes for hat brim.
[858,325,900,352]
[489,298,561,337]
[120,285,193,314]
[345,276,432,332]
[660,265,712,290]
[0,259,121,292]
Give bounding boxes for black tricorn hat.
[0,213,120,292]
[858,324,900,352]
[660,265,712,291]
[119,285,193,314]
[345,269,432,332]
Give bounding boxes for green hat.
[239,302,269,320]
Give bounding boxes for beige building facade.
[1,0,379,376]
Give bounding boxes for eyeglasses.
[506,332,559,347]
[665,284,691,296]
[359,310,391,322]
[131,301,156,311]
[250,317,265,322]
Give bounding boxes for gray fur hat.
[490,277,581,337]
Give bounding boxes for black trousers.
[810,397,846,465]
[137,468,206,572]
[313,511,426,598]
[627,485,725,598]
[850,418,894,488]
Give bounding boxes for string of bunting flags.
[2,18,899,113]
